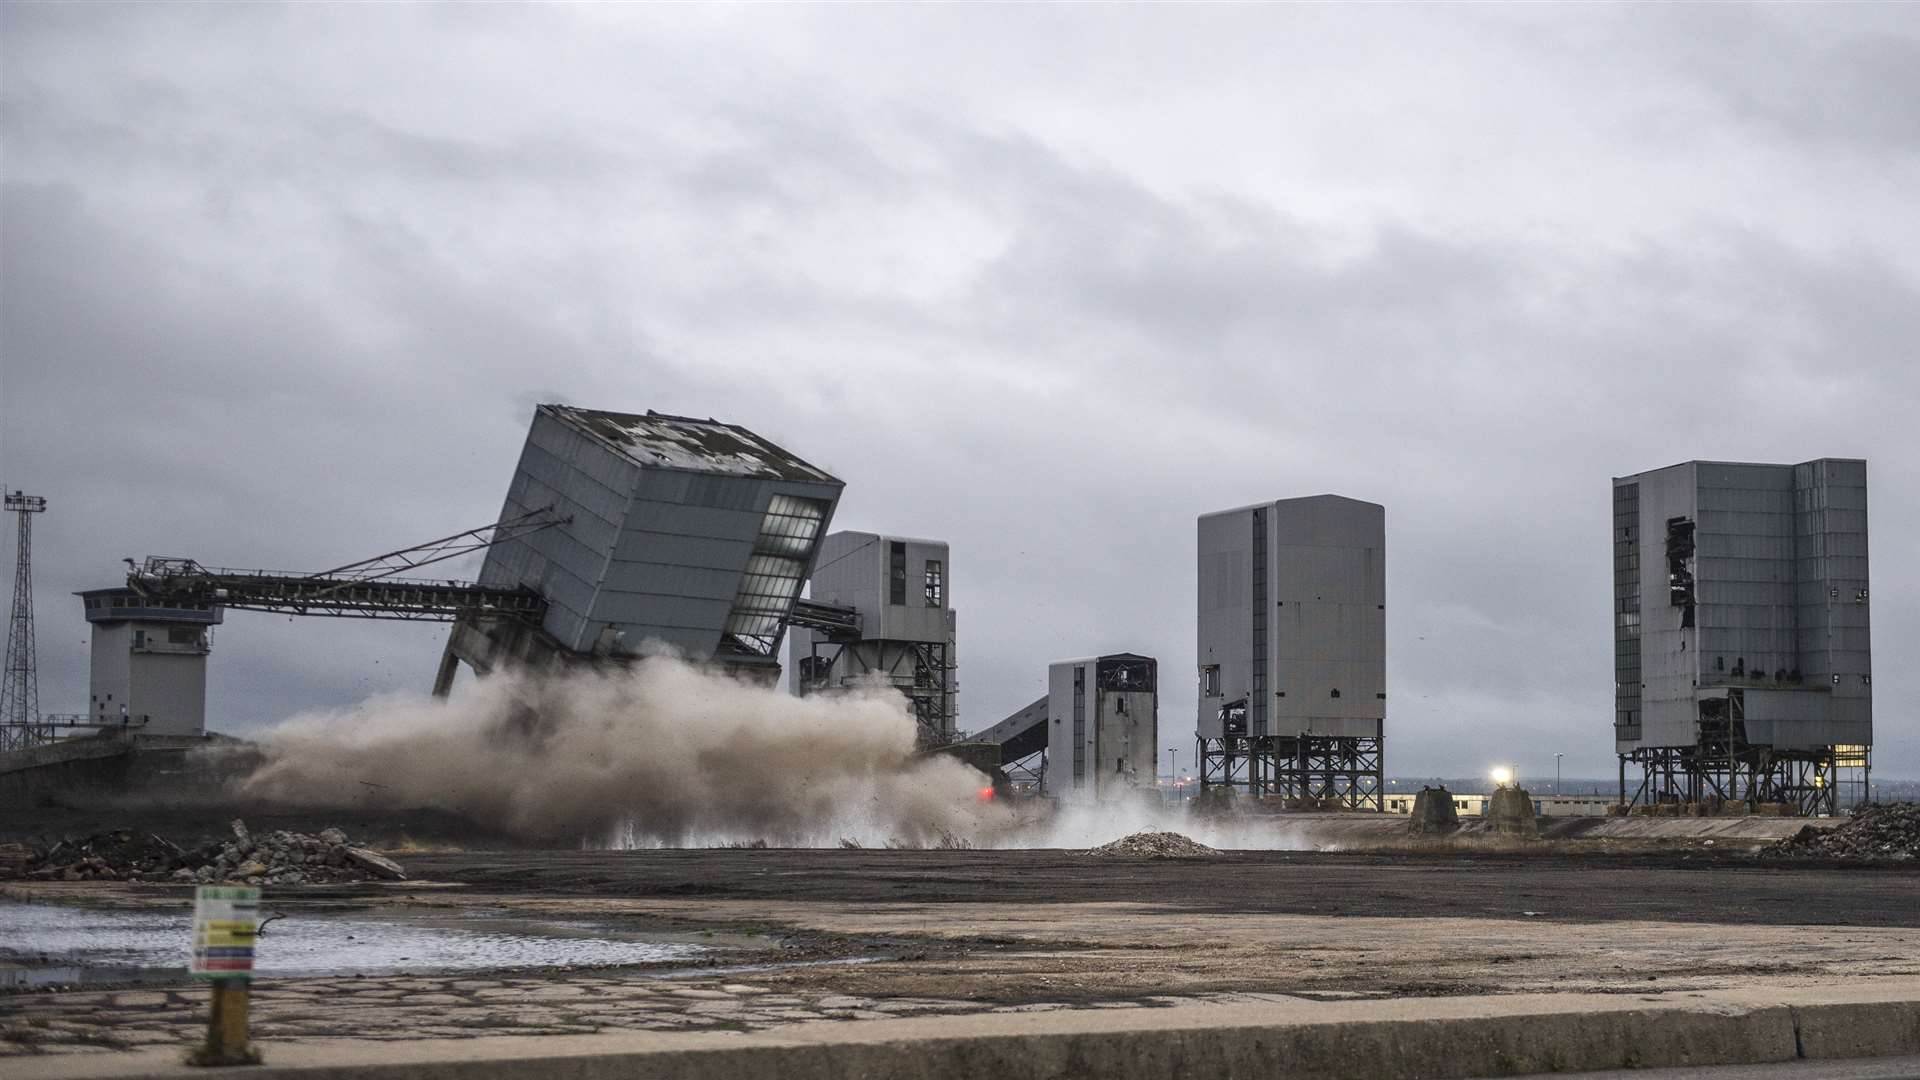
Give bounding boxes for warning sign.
[190,885,259,978]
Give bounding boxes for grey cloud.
[3,4,1915,780]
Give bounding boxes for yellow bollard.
[189,977,260,1066]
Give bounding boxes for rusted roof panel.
[542,405,840,485]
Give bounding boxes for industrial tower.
[1613,459,1871,814]
[1,490,48,752]
[789,532,958,748]
[1195,495,1386,809]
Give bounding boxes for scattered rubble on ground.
[1088,831,1218,858]
[1761,804,1920,861]
[6,819,408,884]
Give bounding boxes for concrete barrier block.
[1795,1000,1920,1060]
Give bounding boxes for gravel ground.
[7,846,1920,1059]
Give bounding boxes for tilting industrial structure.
[789,532,957,748]
[439,405,848,689]
[36,405,854,742]
[1613,459,1871,814]
[1196,495,1386,809]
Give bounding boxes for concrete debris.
[342,846,407,881]
[1761,804,1920,861]
[0,840,47,878]
[11,829,182,882]
[1088,831,1218,858]
[14,820,408,884]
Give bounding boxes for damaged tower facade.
[788,532,957,747]
[439,405,844,688]
[1196,495,1385,809]
[1614,459,1871,814]
[1041,653,1158,799]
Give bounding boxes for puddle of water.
[0,901,707,979]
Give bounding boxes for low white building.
[78,588,222,737]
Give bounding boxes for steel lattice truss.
[1197,733,1385,810]
[127,508,563,623]
[1,492,47,753]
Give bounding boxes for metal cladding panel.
[611,531,755,570]
[1042,659,1087,797]
[1266,497,1384,735]
[590,476,843,661]
[480,410,636,651]
[126,651,209,737]
[1197,497,1384,740]
[1737,688,1869,750]
[87,623,132,722]
[806,532,885,617]
[598,563,743,602]
[1195,510,1252,739]
[1626,462,1698,750]
[877,539,952,643]
[803,532,952,643]
[1792,459,1871,733]
[790,531,955,694]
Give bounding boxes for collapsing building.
[438,405,846,689]
[788,532,957,748]
[1613,459,1871,814]
[1196,495,1385,809]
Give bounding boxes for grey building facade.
[78,588,222,737]
[789,532,957,746]
[1042,653,1158,800]
[1196,495,1385,808]
[441,405,844,685]
[1613,459,1870,812]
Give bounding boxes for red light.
[977,786,996,802]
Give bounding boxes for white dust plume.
[236,656,1008,848]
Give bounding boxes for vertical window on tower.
[1071,667,1087,786]
[924,560,943,607]
[889,542,907,606]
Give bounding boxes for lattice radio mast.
[1,491,48,752]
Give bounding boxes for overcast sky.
[3,4,1916,781]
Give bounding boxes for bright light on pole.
[1554,753,1563,795]
[1491,766,1514,788]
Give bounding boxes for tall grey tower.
[1196,494,1385,808]
[1613,459,1871,814]
[1,491,47,752]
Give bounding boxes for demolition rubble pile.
[9,820,407,884]
[1088,831,1218,858]
[1762,804,1920,861]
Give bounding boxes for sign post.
[188,885,261,1067]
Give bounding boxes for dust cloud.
[237,657,1010,848]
